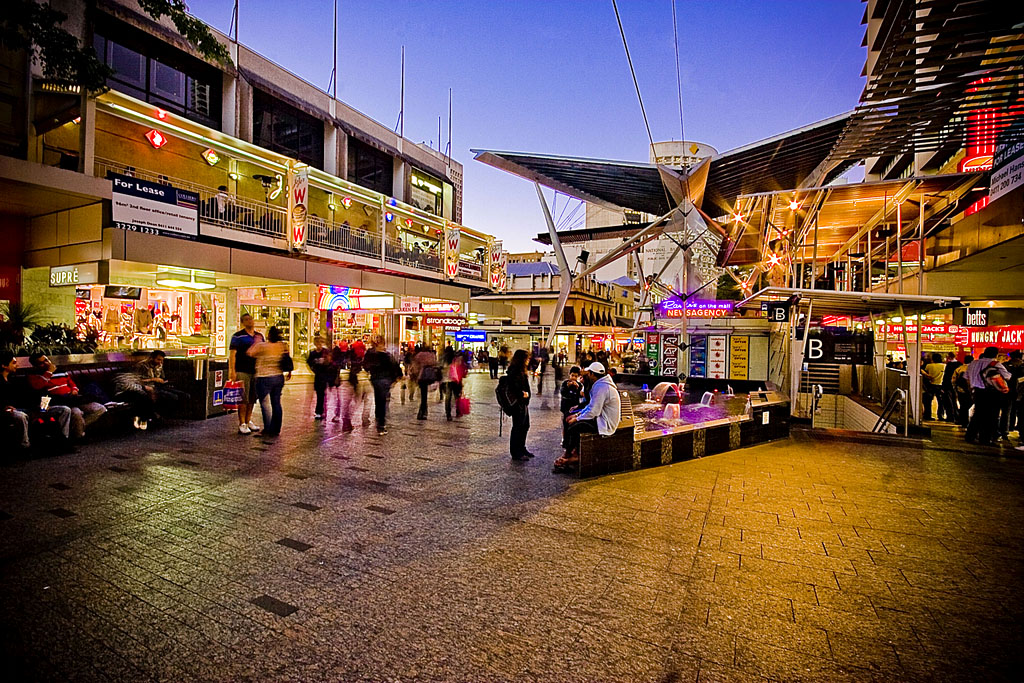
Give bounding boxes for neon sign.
[317,285,394,311]
[656,298,734,319]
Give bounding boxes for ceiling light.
[788,200,800,211]
[987,300,995,307]
[891,316,902,323]
[733,212,743,222]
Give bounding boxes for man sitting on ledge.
[554,361,621,473]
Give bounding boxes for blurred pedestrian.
[247,326,291,437]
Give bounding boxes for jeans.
[418,379,431,418]
[9,406,72,447]
[444,381,462,418]
[510,407,530,457]
[372,378,392,428]
[256,374,285,435]
[488,359,499,379]
[565,418,599,454]
[957,390,973,427]
[313,376,328,416]
[922,384,943,421]
[966,387,1000,444]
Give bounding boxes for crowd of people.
[919,347,1024,448]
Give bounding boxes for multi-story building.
[0,0,503,358]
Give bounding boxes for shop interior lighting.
[145,129,168,148]
[876,319,885,325]
[156,267,216,290]
[200,148,220,166]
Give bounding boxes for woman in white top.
[248,326,291,437]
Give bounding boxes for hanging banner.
[444,226,461,279]
[488,240,502,289]
[288,165,309,252]
[499,251,508,290]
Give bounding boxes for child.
[558,366,584,449]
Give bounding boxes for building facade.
[0,0,505,359]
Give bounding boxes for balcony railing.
[306,215,380,259]
[95,158,286,240]
[385,235,442,273]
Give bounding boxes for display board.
[110,173,198,239]
[729,336,749,380]
[708,335,728,378]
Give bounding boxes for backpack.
[983,362,1009,394]
[495,375,517,416]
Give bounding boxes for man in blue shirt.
[554,362,621,472]
[229,313,264,435]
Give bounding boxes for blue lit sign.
[455,329,487,343]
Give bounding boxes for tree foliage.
[0,0,230,95]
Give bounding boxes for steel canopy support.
[536,183,574,351]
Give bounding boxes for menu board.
[708,335,728,378]
[689,336,707,378]
[730,336,749,380]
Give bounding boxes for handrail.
[872,388,906,434]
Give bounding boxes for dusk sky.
[188,0,867,252]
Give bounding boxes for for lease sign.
[110,173,198,239]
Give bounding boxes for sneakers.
[314,414,324,420]
[377,426,389,435]
[238,424,251,435]
[247,421,261,432]
[133,416,149,430]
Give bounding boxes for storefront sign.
[110,173,198,239]
[963,308,989,327]
[193,301,203,333]
[288,165,309,252]
[730,336,749,380]
[489,240,503,289]
[186,346,208,357]
[49,263,99,287]
[425,315,466,327]
[657,297,734,319]
[399,297,421,313]
[457,258,483,279]
[318,285,394,311]
[962,326,1024,347]
[213,292,226,355]
[420,300,462,314]
[444,226,461,279]
[455,329,487,343]
[645,332,660,373]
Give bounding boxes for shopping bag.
[224,380,244,409]
[457,396,471,416]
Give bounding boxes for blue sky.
[188,0,867,251]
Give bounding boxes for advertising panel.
[990,121,1024,203]
[656,297,734,319]
[661,332,680,376]
[318,285,395,311]
[730,336,749,380]
[646,332,660,374]
[708,335,728,378]
[110,173,198,239]
[689,336,707,378]
[444,226,461,279]
[288,165,309,252]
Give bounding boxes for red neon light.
[965,196,990,216]
[155,108,168,120]
[145,129,167,148]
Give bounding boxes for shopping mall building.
[0,0,507,360]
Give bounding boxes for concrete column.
[392,158,407,202]
[324,125,337,176]
[221,71,237,136]
[78,95,96,176]
[236,77,253,143]
[337,129,348,180]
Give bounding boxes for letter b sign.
[807,338,824,361]
[766,302,790,322]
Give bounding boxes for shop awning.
[736,287,960,316]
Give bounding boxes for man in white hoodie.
[554,362,622,472]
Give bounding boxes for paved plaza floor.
[2,373,1023,681]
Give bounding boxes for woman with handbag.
[412,346,438,420]
[248,326,292,437]
[445,351,468,421]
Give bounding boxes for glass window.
[108,41,146,89]
[253,89,323,168]
[150,60,186,106]
[347,138,393,196]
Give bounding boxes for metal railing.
[306,215,381,259]
[384,235,442,273]
[872,388,907,435]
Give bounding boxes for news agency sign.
[110,173,198,239]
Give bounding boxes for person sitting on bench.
[2,351,74,451]
[554,361,621,473]
[26,352,106,439]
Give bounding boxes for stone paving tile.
[2,374,1024,680]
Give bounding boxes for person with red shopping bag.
[445,350,469,421]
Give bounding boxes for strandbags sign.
[110,173,198,239]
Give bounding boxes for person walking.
[412,346,438,420]
[940,352,962,423]
[306,336,333,420]
[229,313,265,435]
[445,351,468,421]
[505,349,534,461]
[488,345,500,379]
[498,345,510,375]
[364,337,399,435]
[953,354,973,427]
[966,346,1010,446]
[247,326,291,438]
[1001,350,1023,438]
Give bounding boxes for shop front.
[314,285,395,347]
[397,296,467,348]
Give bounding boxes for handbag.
[280,352,294,374]
[224,380,244,409]
[457,396,471,416]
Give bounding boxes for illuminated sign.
[455,329,487,343]
[317,285,394,311]
[963,326,1024,347]
[49,264,99,287]
[420,301,461,314]
[656,298,734,319]
[186,346,208,357]
[288,165,309,252]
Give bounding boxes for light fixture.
[891,316,902,323]
[328,193,336,211]
[155,108,168,120]
[789,200,800,211]
[72,116,81,124]
[987,300,995,307]
[228,172,239,180]
[875,319,885,326]
[733,212,743,222]
[932,318,944,325]
[385,212,394,222]
[267,173,283,201]
[405,218,414,227]
[155,267,216,290]
[145,129,168,148]
[341,196,352,209]
[200,148,220,166]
